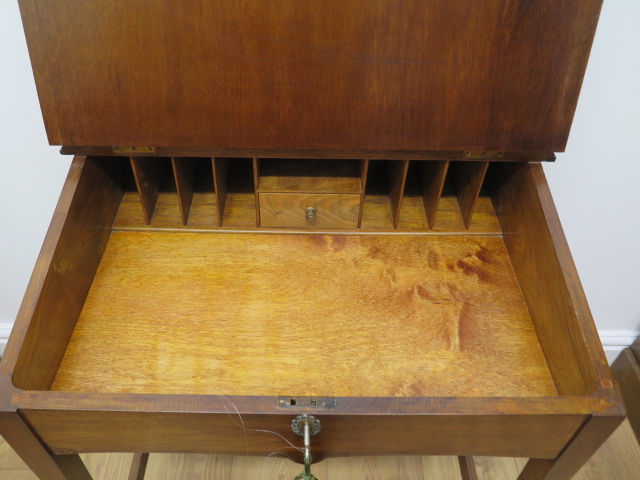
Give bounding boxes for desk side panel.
[9,157,124,391]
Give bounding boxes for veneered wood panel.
[51,232,555,398]
[19,0,602,152]
[21,410,585,461]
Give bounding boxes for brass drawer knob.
[305,207,317,222]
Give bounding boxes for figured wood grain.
[451,161,489,229]
[12,157,124,391]
[491,162,596,396]
[212,158,228,226]
[421,161,450,228]
[20,1,603,151]
[51,232,555,398]
[171,158,195,226]
[389,160,409,228]
[258,159,361,193]
[259,193,360,228]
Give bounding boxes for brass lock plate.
[277,396,336,410]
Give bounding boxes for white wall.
[545,0,640,361]
[0,1,69,355]
[0,1,639,360]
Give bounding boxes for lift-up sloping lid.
[19,0,602,153]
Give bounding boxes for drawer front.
[22,409,585,460]
[259,193,360,228]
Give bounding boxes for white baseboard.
[0,320,637,365]
[599,330,639,364]
[0,321,13,358]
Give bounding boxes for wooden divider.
[357,159,370,228]
[450,161,489,228]
[253,158,261,227]
[130,157,162,225]
[389,160,410,229]
[211,157,229,227]
[171,157,196,226]
[121,157,493,231]
[421,161,449,228]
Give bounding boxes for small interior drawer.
[259,193,360,228]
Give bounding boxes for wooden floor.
[1,420,638,479]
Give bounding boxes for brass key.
[291,415,321,480]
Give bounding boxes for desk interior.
[51,231,556,398]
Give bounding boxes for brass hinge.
[462,151,504,159]
[112,146,156,154]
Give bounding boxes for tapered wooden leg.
[0,412,92,480]
[517,415,622,480]
[128,452,149,480]
[458,456,478,480]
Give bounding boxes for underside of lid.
[19,0,602,153]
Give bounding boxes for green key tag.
[293,454,318,480]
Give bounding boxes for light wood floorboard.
[1,420,638,479]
